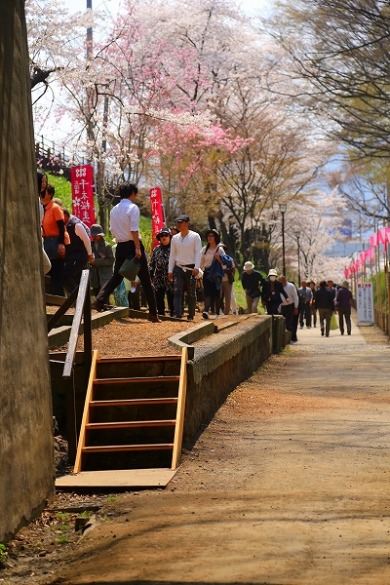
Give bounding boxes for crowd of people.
[238,261,353,341]
[38,175,353,335]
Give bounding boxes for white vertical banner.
[356,282,374,325]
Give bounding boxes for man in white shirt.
[168,214,202,321]
[92,183,160,322]
[279,275,299,343]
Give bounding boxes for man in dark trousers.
[335,280,353,335]
[314,280,335,337]
[168,214,202,321]
[92,183,160,322]
[261,268,288,315]
[298,279,313,328]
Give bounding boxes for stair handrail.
[73,349,99,473]
[62,269,92,378]
[171,346,188,470]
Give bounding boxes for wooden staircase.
[64,348,188,487]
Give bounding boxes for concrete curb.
[48,307,129,349]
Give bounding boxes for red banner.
[70,164,96,228]
[150,186,165,246]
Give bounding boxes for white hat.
[268,268,278,277]
[243,261,255,271]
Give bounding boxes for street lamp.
[279,203,287,276]
[294,231,301,284]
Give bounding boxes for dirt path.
[5,314,390,584]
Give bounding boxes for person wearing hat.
[149,228,174,317]
[168,214,202,320]
[241,260,266,314]
[335,280,353,335]
[90,224,114,296]
[261,268,288,315]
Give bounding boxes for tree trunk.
[0,0,54,541]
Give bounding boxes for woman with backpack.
[200,229,224,319]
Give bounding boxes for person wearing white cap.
[261,268,289,315]
[241,260,265,314]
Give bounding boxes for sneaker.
[187,315,194,321]
[202,311,209,320]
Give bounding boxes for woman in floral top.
[149,228,174,316]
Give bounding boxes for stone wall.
[0,1,54,541]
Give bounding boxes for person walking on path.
[314,280,335,337]
[149,227,174,317]
[90,224,114,296]
[298,279,313,328]
[200,229,224,319]
[309,280,317,327]
[92,183,161,322]
[168,214,202,321]
[241,261,265,314]
[279,275,299,342]
[261,268,288,315]
[220,243,236,315]
[335,280,353,335]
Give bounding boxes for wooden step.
[98,356,181,364]
[94,375,180,385]
[72,347,188,477]
[96,356,182,379]
[90,397,178,408]
[85,420,176,430]
[82,443,174,453]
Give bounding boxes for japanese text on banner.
[71,164,96,228]
[150,186,165,246]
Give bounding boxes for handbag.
[119,257,141,281]
[330,312,338,330]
